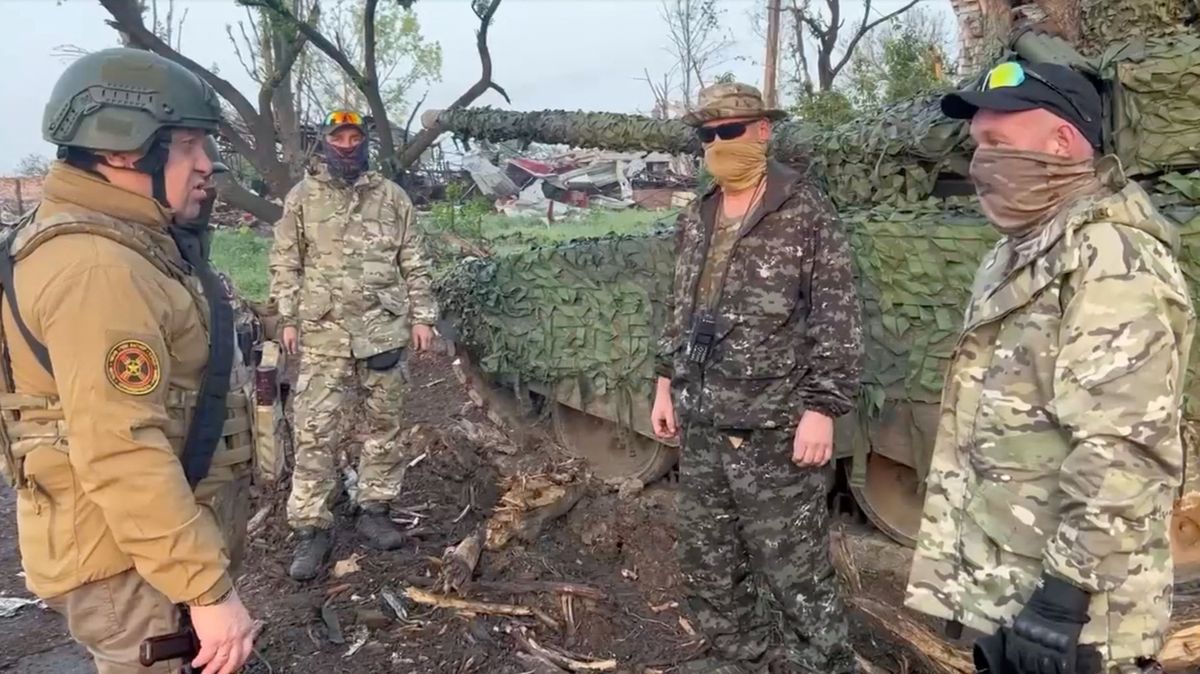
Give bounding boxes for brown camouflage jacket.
[904,161,1196,665]
[269,166,438,359]
[655,159,863,429]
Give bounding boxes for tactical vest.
[0,211,255,493]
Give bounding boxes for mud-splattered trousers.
[676,423,857,674]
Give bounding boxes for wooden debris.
[333,553,362,578]
[514,651,568,674]
[486,475,586,550]
[439,527,485,594]
[512,627,618,672]
[468,579,606,601]
[246,504,273,537]
[851,598,972,674]
[1158,620,1200,672]
[404,586,534,619]
[855,653,891,674]
[831,529,971,674]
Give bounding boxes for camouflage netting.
[1099,34,1200,175]
[436,177,1200,470]
[843,198,996,408]
[435,232,675,420]
[1083,0,1199,51]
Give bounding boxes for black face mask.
[322,138,369,183]
[172,188,215,266]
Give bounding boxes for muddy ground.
[2,351,1194,673]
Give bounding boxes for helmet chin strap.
[132,133,171,209]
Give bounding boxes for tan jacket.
[268,166,438,358]
[5,163,236,605]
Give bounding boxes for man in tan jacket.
[0,48,256,674]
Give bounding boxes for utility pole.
[764,0,782,107]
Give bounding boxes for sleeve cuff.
[184,574,233,607]
[412,310,438,326]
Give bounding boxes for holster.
[364,347,405,372]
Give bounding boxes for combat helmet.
[42,47,222,205]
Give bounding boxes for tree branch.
[99,0,261,132]
[396,0,508,170]
[219,177,282,223]
[241,0,366,86]
[831,0,920,77]
[403,89,429,148]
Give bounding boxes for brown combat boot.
[355,503,407,550]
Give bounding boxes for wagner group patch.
[105,340,162,396]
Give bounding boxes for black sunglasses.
[696,121,749,144]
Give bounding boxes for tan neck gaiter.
[970,148,1103,238]
[704,138,768,193]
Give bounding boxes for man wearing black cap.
[904,60,1194,674]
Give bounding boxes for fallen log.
[852,597,973,674]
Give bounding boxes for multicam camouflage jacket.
[655,159,863,429]
[269,166,438,359]
[904,160,1196,666]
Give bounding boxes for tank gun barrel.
[422,107,825,163]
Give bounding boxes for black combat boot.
[355,502,407,550]
[288,526,333,581]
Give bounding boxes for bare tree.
[99,0,309,222]
[244,0,508,176]
[638,68,676,120]
[790,0,921,92]
[16,155,51,179]
[659,0,734,107]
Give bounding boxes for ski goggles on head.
[981,61,1094,124]
[323,110,365,129]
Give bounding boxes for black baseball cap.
[941,60,1103,148]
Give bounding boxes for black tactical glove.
[1003,574,1091,674]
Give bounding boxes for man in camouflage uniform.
[904,61,1195,674]
[270,109,438,581]
[650,83,863,674]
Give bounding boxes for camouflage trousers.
[676,423,856,674]
[286,352,407,530]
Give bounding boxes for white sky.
[0,0,957,174]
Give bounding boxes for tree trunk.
[220,177,283,224]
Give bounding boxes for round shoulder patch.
[105,340,162,396]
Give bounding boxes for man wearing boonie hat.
[905,59,1194,674]
[651,81,865,673]
[269,109,438,580]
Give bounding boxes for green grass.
[211,228,270,302]
[209,207,681,302]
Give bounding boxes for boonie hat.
[681,82,788,127]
